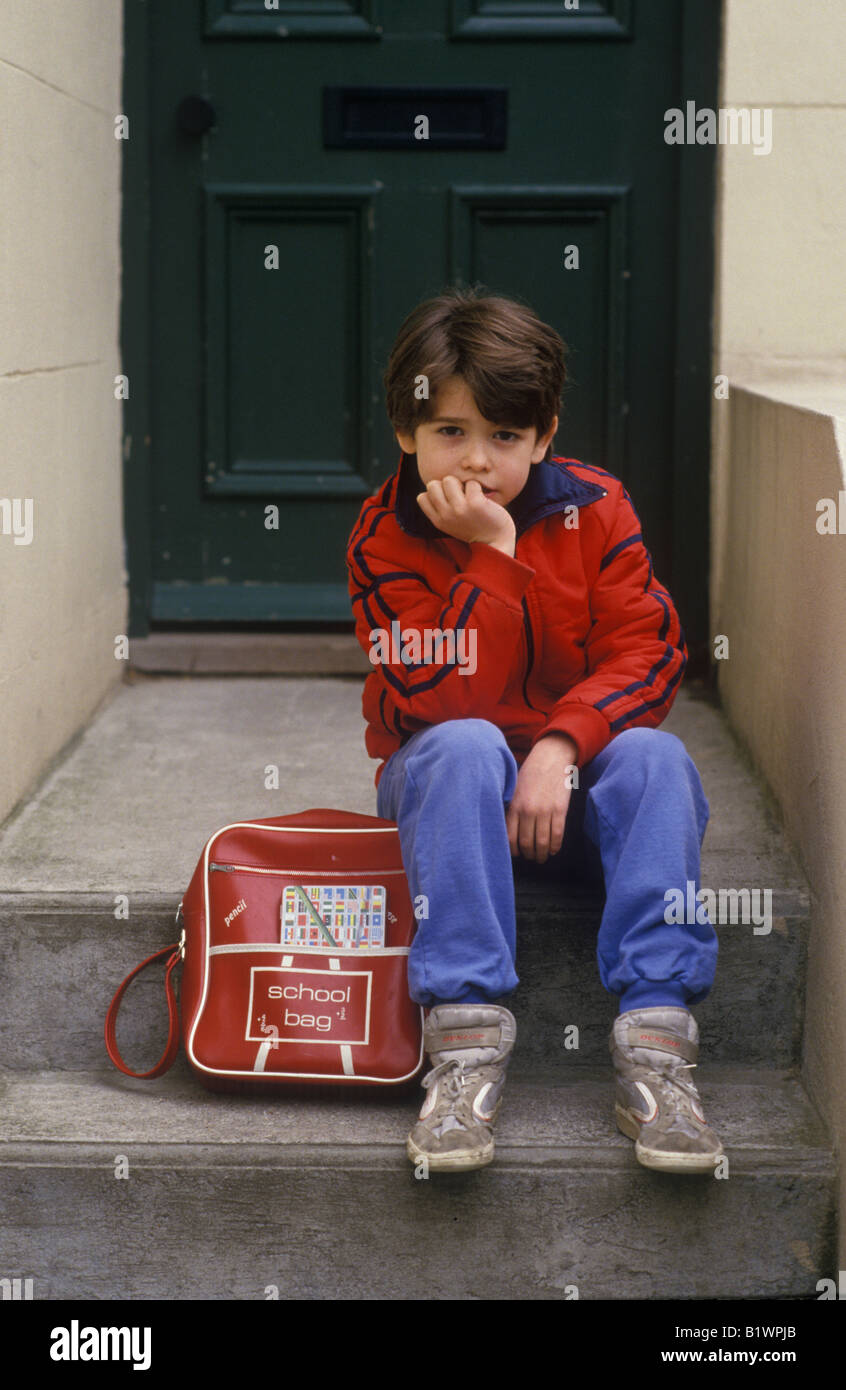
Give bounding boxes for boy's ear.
[532,414,558,463]
[395,430,416,455]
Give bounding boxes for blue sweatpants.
[375,719,717,1013]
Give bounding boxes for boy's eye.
[436,427,521,440]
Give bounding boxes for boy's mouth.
[459,478,495,492]
[459,478,497,497]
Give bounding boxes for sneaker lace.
[423,1057,480,1103]
[648,1059,702,1114]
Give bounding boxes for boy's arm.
[347,502,536,725]
[532,483,687,767]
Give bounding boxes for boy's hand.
[416,476,516,555]
[506,733,579,863]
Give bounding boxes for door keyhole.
[176,95,217,135]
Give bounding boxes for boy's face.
[395,376,558,508]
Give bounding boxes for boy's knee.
[405,718,513,780]
[609,729,707,822]
[613,727,690,773]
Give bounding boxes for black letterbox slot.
[323,86,507,150]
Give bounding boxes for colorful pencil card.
[280,884,386,948]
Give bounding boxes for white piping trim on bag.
[208,943,410,957]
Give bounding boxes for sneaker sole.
[615,1104,723,1174]
[406,1134,494,1172]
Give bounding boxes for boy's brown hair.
[383,285,568,460]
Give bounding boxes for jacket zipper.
[514,491,607,711]
[519,595,541,712]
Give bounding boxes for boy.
[346,287,722,1175]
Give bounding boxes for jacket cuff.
[531,703,611,768]
[459,541,535,604]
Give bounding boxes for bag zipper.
[209,862,406,876]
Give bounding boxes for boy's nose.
[463,444,490,469]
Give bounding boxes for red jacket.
[346,451,687,788]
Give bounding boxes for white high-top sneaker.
[407,1004,517,1172]
[611,1007,724,1173]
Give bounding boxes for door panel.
[449,0,632,41]
[203,0,382,41]
[203,184,377,499]
[449,184,629,482]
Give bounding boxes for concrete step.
[0,878,808,1072]
[0,679,809,900]
[0,1063,833,1300]
[128,632,371,676]
[511,876,808,1069]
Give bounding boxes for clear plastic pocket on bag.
[208,861,405,950]
[280,882,387,949]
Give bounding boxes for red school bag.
[105,809,425,1089]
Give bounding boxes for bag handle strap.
[105,938,184,1078]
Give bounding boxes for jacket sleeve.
[531,485,687,766]
[347,506,536,726]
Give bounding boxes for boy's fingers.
[506,801,567,859]
[418,481,441,507]
[417,485,446,517]
[549,807,567,857]
[516,811,538,861]
[534,817,551,863]
[424,479,458,516]
[440,475,467,509]
[511,805,567,862]
[535,809,565,864]
[463,480,491,511]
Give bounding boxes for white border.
[246,965,373,1046]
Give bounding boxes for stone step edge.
[0,882,812,918]
[0,1139,834,1178]
[0,1066,834,1160]
[0,1064,814,1085]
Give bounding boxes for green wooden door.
[125,0,718,646]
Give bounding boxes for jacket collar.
[394,451,606,540]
